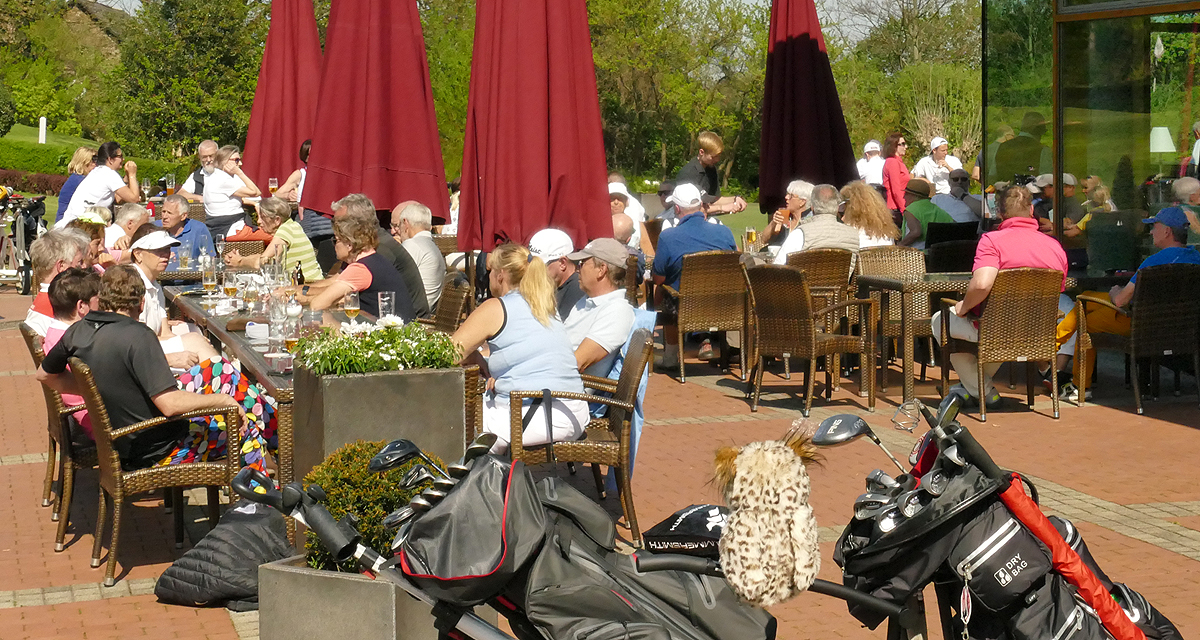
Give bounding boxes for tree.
[419,0,474,179]
[0,81,15,137]
[843,0,980,75]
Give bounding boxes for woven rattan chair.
[644,219,664,253]
[187,201,206,223]
[20,324,97,551]
[939,268,1064,421]
[745,265,876,416]
[223,240,265,259]
[858,245,934,391]
[1073,263,1200,414]
[783,248,856,380]
[417,274,470,334]
[623,253,639,306]
[659,251,749,382]
[508,329,654,545]
[68,357,241,586]
[432,234,459,258]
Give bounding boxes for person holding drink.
[759,179,812,246]
[224,197,323,282]
[203,145,261,239]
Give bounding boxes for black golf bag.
[11,194,45,294]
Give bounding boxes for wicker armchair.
[508,329,654,545]
[432,234,459,258]
[659,251,750,382]
[1073,263,1200,414]
[187,201,206,223]
[745,266,876,416]
[417,273,470,333]
[223,240,265,259]
[644,219,664,253]
[19,324,97,551]
[68,358,242,586]
[858,246,934,391]
[939,268,1063,421]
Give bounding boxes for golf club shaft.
[869,435,908,473]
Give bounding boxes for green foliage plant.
[295,321,460,377]
[303,439,443,571]
[0,137,187,181]
[0,82,14,138]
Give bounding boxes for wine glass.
[343,292,360,322]
[201,259,218,299]
[268,178,279,195]
[141,178,151,200]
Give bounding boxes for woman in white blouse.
[203,145,261,239]
[840,181,900,248]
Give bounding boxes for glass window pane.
[983,0,1053,188]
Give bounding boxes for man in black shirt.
[37,265,242,470]
[674,131,748,216]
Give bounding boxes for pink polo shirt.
[973,216,1068,292]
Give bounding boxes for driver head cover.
[712,419,820,608]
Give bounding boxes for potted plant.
[291,319,478,482]
[261,440,471,640]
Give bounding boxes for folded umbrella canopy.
[757,0,857,214]
[457,0,610,252]
[242,0,323,193]
[300,0,450,217]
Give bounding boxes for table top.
[858,270,1132,294]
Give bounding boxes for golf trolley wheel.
[17,264,31,295]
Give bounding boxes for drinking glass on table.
[377,291,395,319]
[744,226,757,250]
[240,279,258,312]
[201,259,218,298]
[268,178,279,195]
[166,174,176,196]
[141,178,151,199]
[343,291,360,321]
[178,238,193,270]
[222,272,238,298]
[215,239,226,261]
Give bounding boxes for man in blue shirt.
[652,183,737,367]
[158,194,214,265]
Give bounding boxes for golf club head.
[432,477,457,492]
[866,469,900,494]
[812,414,874,447]
[420,488,448,503]
[874,506,905,536]
[897,489,933,518]
[936,394,962,427]
[369,439,422,473]
[447,462,470,479]
[853,492,895,520]
[409,495,433,513]
[920,467,950,496]
[382,506,415,530]
[461,434,498,464]
[402,465,435,490]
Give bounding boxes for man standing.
[562,238,637,377]
[857,141,885,186]
[652,183,737,365]
[899,179,954,249]
[528,228,585,319]
[176,140,218,201]
[994,113,1052,185]
[773,184,859,263]
[391,201,444,309]
[912,137,964,195]
[931,169,983,224]
[932,186,1067,412]
[158,194,214,265]
[674,131,747,216]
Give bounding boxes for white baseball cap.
[864,140,881,154]
[666,183,704,208]
[130,230,181,251]
[930,137,949,150]
[528,229,574,261]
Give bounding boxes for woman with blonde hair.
[452,242,589,454]
[841,180,900,248]
[203,144,261,238]
[55,146,97,223]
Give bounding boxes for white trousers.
[482,394,590,454]
[931,310,1000,399]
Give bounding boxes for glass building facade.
[984,0,1200,272]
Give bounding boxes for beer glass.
[343,292,360,321]
[377,291,395,319]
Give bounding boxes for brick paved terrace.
[0,288,1197,639]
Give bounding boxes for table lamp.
[1149,126,1176,177]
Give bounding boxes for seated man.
[930,169,982,225]
[43,267,102,441]
[368,201,431,319]
[528,228,584,319]
[652,183,737,367]
[26,228,90,336]
[36,265,242,470]
[613,213,645,284]
[391,201,445,309]
[562,239,636,377]
[773,183,859,263]
[158,194,215,265]
[899,178,954,249]
[105,203,151,257]
[931,185,1067,411]
[1055,206,1200,398]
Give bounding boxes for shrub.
[303,439,443,571]
[0,139,190,182]
[0,168,68,194]
[0,83,14,138]
[295,320,461,376]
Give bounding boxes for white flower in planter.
[376,315,404,328]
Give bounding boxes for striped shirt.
[274,219,323,281]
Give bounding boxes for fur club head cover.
[713,423,821,608]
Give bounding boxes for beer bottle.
[293,261,305,286]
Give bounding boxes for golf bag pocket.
[1008,573,1112,640]
[948,501,1051,612]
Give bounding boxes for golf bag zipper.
[955,518,1022,579]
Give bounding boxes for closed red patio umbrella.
[456,0,610,252]
[758,0,857,214]
[242,0,323,193]
[300,0,449,217]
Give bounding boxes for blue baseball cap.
[1142,206,1190,228]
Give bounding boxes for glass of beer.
[202,264,218,299]
[745,226,757,246]
[343,292,360,321]
[268,178,278,195]
[241,280,258,312]
[222,272,238,298]
[166,174,176,196]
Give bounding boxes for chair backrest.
[676,251,748,330]
[976,268,1063,362]
[188,201,206,223]
[644,219,664,252]
[623,253,639,306]
[607,328,654,435]
[925,222,979,247]
[66,357,122,489]
[925,239,979,273]
[747,265,816,358]
[430,273,470,333]
[1087,212,1142,273]
[785,248,854,289]
[1129,263,1200,356]
[19,323,73,446]
[433,234,459,257]
[857,246,929,320]
[223,240,265,258]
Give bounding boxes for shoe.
[939,384,976,415]
[657,344,680,370]
[1061,383,1092,403]
[697,339,715,361]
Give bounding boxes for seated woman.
[294,204,415,320]
[225,197,323,282]
[451,243,590,454]
[841,180,900,248]
[126,224,220,368]
[66,212,116,272]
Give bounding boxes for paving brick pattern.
[0,287,1196,639]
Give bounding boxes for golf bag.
[10,194,45,294]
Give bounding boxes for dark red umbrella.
[757,0,857,214]
[242,0,323,193]
[456,0,610,252]
[300,0,449,217]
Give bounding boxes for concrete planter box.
[259,555,438,640]
[292,365,472,482]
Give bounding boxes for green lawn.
[3,124,99,149]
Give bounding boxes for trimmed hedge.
[0,138,189,187]
[0,168,68,194]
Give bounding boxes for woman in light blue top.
[452,242,588,454]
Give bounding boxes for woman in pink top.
[881,131,911,218]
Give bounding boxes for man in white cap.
[912,137,963,195]
[857,140,885,186]
[652,183,737,365]
[1031,173,1085,241]
[528,228,585,319]
[562,238,636,376]
[127,227,219,366]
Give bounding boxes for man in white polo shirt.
[912,137,964,195]
[562,238,636,377]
